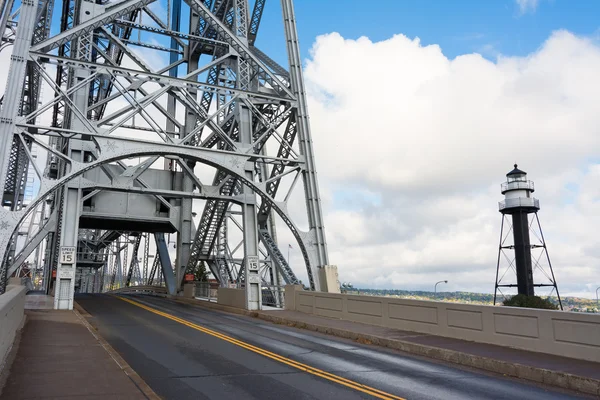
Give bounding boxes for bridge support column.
[239,103,261,311]
[54,0,101,309]
[175,52,199,292]
[0,0,37,294]
[176,186,193,291]
[155,233,176,295]
[54,186,81,310]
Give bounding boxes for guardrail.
[501,180,535,193]
[0,285,26,373]
[499,197,539,210]
[194,282,218,301]
[108,285,168,296]
[217,287,246,308]
[262,285,285,307]
[111,283,287,308]
[286,286,600,363]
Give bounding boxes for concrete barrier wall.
[0,286,26,371]
[217,288,246,309]
[287,287,600,363]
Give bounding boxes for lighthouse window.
[509,174,526,183]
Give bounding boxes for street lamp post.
[435,280,448,293]
[596,286,600,306]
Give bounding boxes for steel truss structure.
[493,212,562,310]
[0,0,332,309]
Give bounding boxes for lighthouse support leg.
[493,215,505,305]
[535,213,563,310]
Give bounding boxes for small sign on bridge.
[60,246,76,265]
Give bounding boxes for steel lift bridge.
[0,0,336,310]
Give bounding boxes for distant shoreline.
[341,289,599,313]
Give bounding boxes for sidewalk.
[0,304,158,399]
[177,296,600,396]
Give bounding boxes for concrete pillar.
[54,187,81,310]
[318,265,341,293]
[284,284,303,310]
[183,283,195,298]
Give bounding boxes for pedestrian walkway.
[0,308,155,399]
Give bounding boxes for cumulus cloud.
[297,30,600,298]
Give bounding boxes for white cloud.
[2,15,597,301]
[300,30,600,299]
[516,0,540,14]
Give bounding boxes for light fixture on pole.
[596,286,600,305]
[435,280,448,293]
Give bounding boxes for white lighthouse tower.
[501,164,539,212]
[494,164,562,309]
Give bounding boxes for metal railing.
[262,285,285,308]
[499,197,539,211]
[194,281,218,300]
[501,180,535,193]
[108,285,167,296]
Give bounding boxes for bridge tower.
[0,0,336,310]
[494,164,562,309]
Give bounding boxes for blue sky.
[256,0,600,66]
[39,0,600,70]
[265,0,600,297]
[29,0,600,296]
[251,0,599,216]
[42,0,600,77]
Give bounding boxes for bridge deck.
[70,294,589,400]
[257,309,600,382]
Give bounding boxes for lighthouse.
[493,165,562,308]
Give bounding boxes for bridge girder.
[0,0,331,304]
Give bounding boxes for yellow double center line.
[117,296,406,400]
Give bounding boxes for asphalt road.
[76,294,590,400]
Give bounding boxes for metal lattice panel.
[0,0,331,300]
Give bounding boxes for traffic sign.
[60,246,76,264]
[247,255,259,271]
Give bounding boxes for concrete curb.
[173,297,600,397]
[73,302,162,400]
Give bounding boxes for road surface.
[76,294,590,400]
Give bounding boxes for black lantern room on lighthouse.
[493,165,562,309]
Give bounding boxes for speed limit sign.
[60,246,76,264]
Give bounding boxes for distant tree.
[502,294,558,310]
[186,262,208,282]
